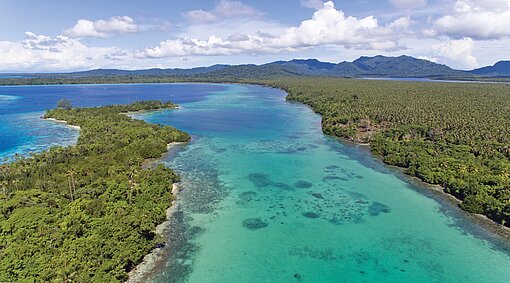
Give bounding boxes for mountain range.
[469,61,510,77]
[3,55,510,79]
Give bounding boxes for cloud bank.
[141,1,409,58]
[431,0,510,39]
[65,16,138,38]
[0,32,127,71]
[432,37,478,69]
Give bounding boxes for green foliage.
[0,100,190,282]
[265,77,510,226]
[57,99,73,110]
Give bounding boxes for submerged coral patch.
[311,193,324,199]
[239,191,257,201]
[294,180,313,188]
[247,173,272,188]
[289,246,338,261]
[368,202,391,216]
[302,212,320,219]
[324,165,340,170]
[243,218,268,230]
[323,175,349,181]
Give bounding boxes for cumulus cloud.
[0,32,129,71]
[432,37,478,69]
[141,1,407,58]
[387,16,412,29]
[431,0,510,39]
[65,16,138,38]
[301,0,325,10]
[389,0,427,9]
[183,0,262,24]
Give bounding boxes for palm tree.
[127,167,138,204]
[0,180,7,197]
[66,170,77,201]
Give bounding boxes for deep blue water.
[0,83,226,161]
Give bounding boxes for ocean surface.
[1,83,509,282]
[0,83,225,162]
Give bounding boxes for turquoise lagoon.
[135,85,510,282]
[0,83,509,282]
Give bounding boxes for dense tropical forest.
[263,78,510,226]
[0,101,190,282]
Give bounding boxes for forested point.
[0,101,190,282]
[264,78,510,227]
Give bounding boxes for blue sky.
[0,0,508,72]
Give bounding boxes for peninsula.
[0,101,189,282]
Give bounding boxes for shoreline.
[126,182,182,283]
[391,163,510,242]
[122,105,178,117]
[141,141,187,170]
[285,91,510,242]
[124,107,188,282]
[287,93,510,243]
[43,108,190,282]
[335,135,510,243]
[44,117,81,130]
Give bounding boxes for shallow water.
[134,85,510,282]
[1,83,509,282]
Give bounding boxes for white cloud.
[388,16,412,29]
[183,10,218,24]
[140,1,407,58]
[432,0,510,39]
[417,55,437,63]
[432,37,478,69]
[301,0,325,10]
[214,0,262,17]
[0,32,129,71]
[65,16,138,38]
[271,2,406,50]
[183,0,262,24]
[389,0,427,9]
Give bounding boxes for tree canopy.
[57,99,73,110]
[0,100,189,282]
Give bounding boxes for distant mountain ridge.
[208,55,468,78]
[68,64,230,77]
[469,61,510,77]
[3,55,509,79]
